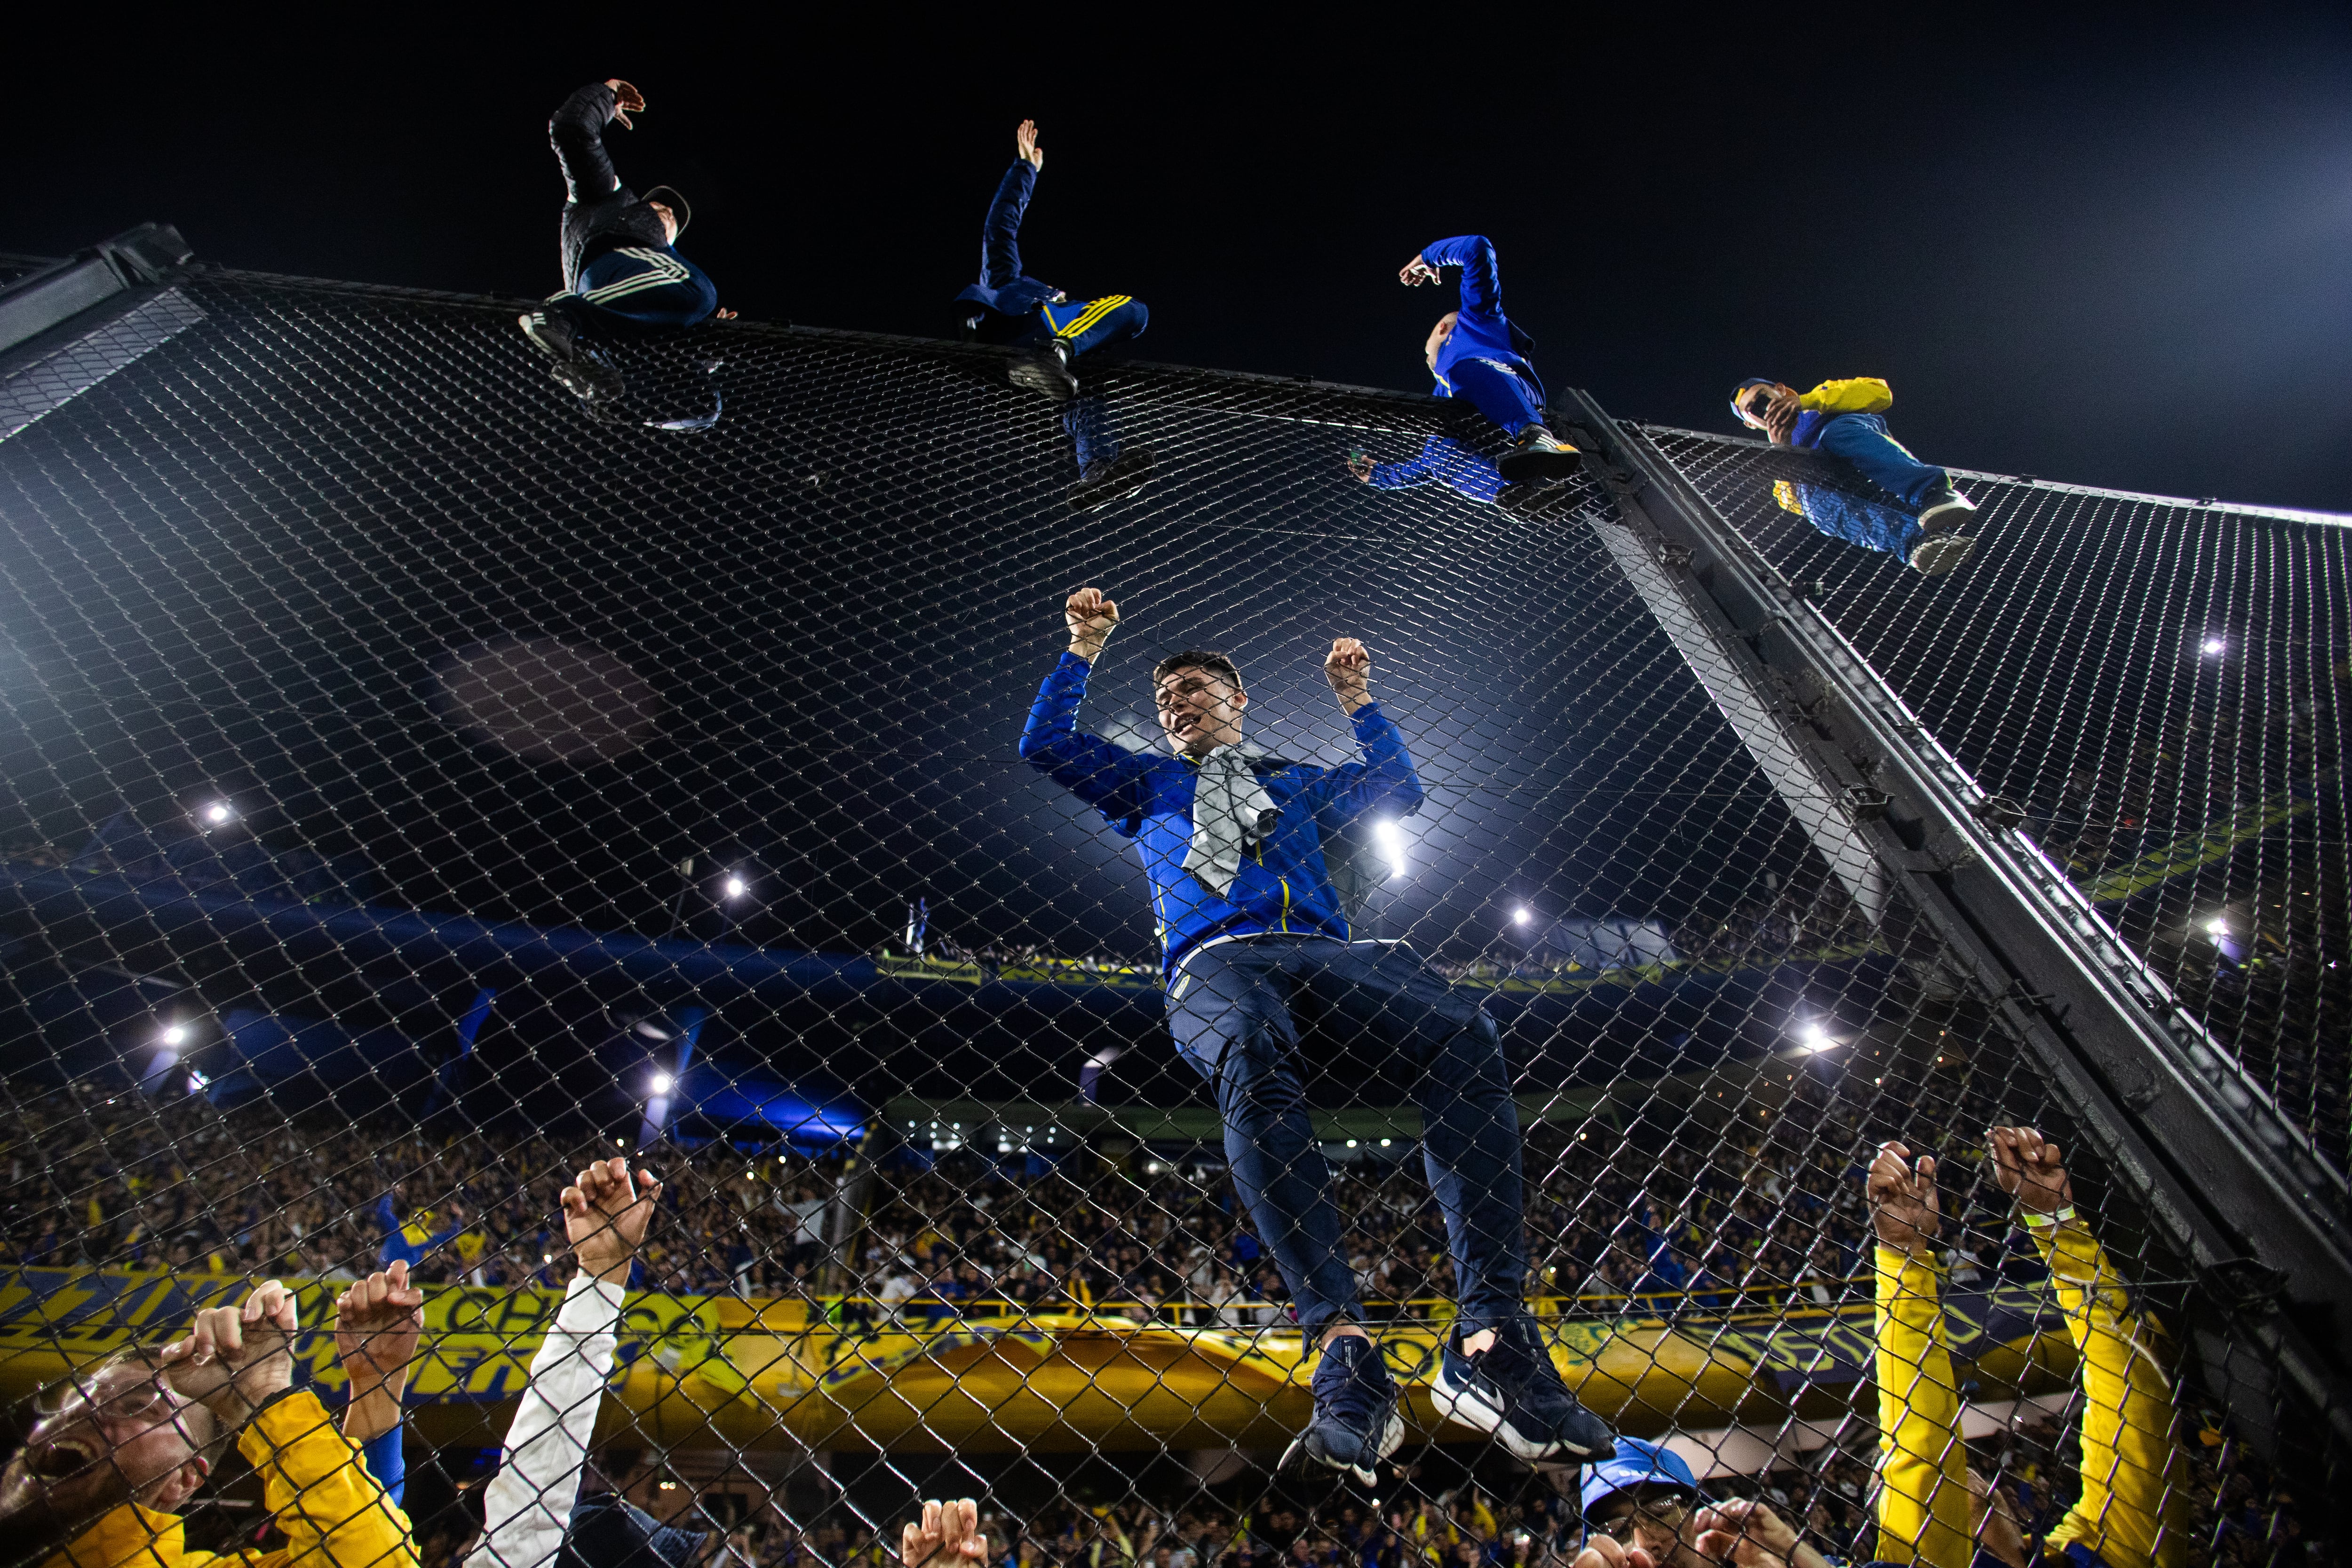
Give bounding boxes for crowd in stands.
[10,1059,2042,1323]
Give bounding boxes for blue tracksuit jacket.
[1019,653,1425,977]
[956,161,1063,322]
[1368,434,1506,504]
[1423,235,1546,408]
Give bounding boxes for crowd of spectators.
[6,1057,2056,1325]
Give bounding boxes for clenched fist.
[1065,586,1120,662]
[1323,637,1373,714]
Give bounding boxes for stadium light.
[2201,636,2226,656]
[1797,1021,1833,1051]
[1373,819,1407,876]
[1511,906,1533,927]
[158,1023,189,1048]
[197,800,234,829]
[2204,917,2229,938]
[723,874,749,899]
[651,1071,675,1095]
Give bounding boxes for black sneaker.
[1494,425,1583,484]
[1066,449,1154,512]
[1286,1334,1403,1486]
[519,309,625,406]
[1009,339,1079,402]
[1430,1315,1613,1462]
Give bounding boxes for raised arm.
[466,1157,662,1568]
[1865,1142,1972,1568]
[334,1261,425,1506]
[1409,237,1503,321]
[978,123,1043,289]
[207,1282,421,1568]
[1307,639,1425,823]
[1990,1128,2186,1568]
[549,80,643,205]
[1018,588,1154,828]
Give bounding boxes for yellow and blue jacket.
[48,1390,416,1568]
[1873,1215,2187,1568]
[1788,378,1894,449]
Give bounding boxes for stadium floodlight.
[2205,917,2229,938]
[1797,1021,1833,1051]
[158,1023,189,1048]
[723,874,749,899]
[198,800,234,828]
[1511,906,1533,927]
[1373,819,1407,876]
[651,1071,675,1095]
[2201,636,2227,655]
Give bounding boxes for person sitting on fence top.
[957,119,1154,514]
[464,1155,678,1568]
[2,1278,420,1568]
[1569,1437,1837,1568]
[1399,237,1582,485]
[1730,379,1977,577]
[1866,1131,2188,1568]
[1018,585,1614,1483]
[517,79,734,411]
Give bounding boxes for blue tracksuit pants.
[1015,296,1150,474]
[1781,482,1926,562]
[1446,357,1545,437]
[1163,934,1527,1334]
[1810,413,1950,510]
[565,245,720,333]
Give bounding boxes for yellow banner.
[0,1268,2077,1453]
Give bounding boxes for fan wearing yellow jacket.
[1866,1131,2188,1568]
[1732,377,1979,577]
[0,1279,419,1568]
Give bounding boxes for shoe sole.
[1429,1369,1609,1463]
[1495,448,1584,484]
[1911,535,1977,577]
[1281,1407,1406,1487]
[1007,359,1077,403]
[1917,498,1976,534]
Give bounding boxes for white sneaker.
[1911,534,1977,576]
[1916,491,1977,533]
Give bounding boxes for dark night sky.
[12,12,2352,510]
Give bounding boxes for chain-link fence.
[0,262,2337,1568]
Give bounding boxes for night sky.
[13,13,2352,511]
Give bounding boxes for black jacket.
[549,82,673,292]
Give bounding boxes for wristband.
[2021,1206,2075,1229]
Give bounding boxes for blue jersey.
[1019,654,1424,976]
[1422,235,1546,408]
[1367,434,1506,504]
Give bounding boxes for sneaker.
[1916,490,1977,534]
[1067,449,1155,512]
[1494,425,1583,485]
[1910,534,1977,576]
[1287,1334,1403,1486]
[520,310,625,405]
[1430,1316,1613,1462]
[1009,339,1079,403]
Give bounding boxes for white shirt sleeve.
[463,1273,629,1568]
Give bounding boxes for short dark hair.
[1152,650,1243,691]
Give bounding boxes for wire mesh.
[0,268,2334,1568]
[1637,424,2351,1179]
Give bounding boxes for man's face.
[649,202,680,245]
[0,1360,213,1538]
[1155,667,1248,756]
[1591,1487,1704,1568]
[1736,382,1794,433]
[1425,313,1458,372]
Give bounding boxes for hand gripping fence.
[0,245,2344,1568]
